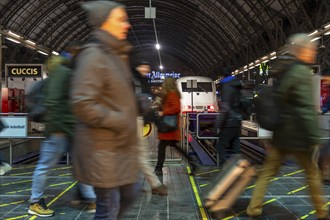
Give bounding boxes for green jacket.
[272,61,321,151]
[44,56,76,139]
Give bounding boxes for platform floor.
[0,134,329,220]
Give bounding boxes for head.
[162,77,180,97]
[81,1,131,40]
[61,41,82,59]
[136,61,151,77]
[222,68,232,78]
[287,33,318,64]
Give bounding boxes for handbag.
[157,115,178,133]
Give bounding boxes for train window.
[181,82,213,92]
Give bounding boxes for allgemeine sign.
[6,64,43,78]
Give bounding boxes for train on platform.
[176,76,218,113]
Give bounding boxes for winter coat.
[272,58,321,151]
[70,30,139,188]
[158,91,181,141]
[215,75,242,131]
[44,56,76,139]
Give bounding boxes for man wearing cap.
[70,1,139,219]
[246,33,329,220]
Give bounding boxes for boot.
[154,167,163,176]
[189,161,198,176]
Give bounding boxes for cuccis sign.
[6,64,43,78]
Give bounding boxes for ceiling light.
[159,65,163,70]
[52,51,59,56]
[155,43,160,50]
[308,30,318,36]
[37,50,48,56]
[311,36,321,42]
[5,37,21,44]
[324,31,330,35]
[324,24,330,29]
[7,31,21,38]
[25,40,36,46]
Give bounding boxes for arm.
[214,85,232,131]
[282,65,321,144]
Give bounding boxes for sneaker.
[85,202,96,213]
[28,198,54,217]
[0,162,12,175]
[152,184,168,195]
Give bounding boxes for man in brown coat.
[70,1,139,219]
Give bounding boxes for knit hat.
[80,1,124,28]
[287,33,318,56]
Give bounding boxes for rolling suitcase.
[204,155,256,212]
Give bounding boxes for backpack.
[253,60,298,131]
[253,84,280,130]
[239,93,253,120]
[25,78,48,123]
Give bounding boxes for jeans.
[78,183,96,202]
[94,182,140,220]
[216,126,241,166]
[30,134,95,203]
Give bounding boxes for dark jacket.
[70,30,139,188]
[272,56,321,151]
[44,56,76,139]
[215,75,242,130]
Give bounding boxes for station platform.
[0,134,329,220]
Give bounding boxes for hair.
[287,33,318,56]
[162,77,181,98]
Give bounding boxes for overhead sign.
[0,116,28,138]
[146,71,181,84]
[6,64,43,78]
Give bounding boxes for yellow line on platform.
[297,201,330,220]
[187,166,209,220]
[0,200,25,207]
[5,214,29,220]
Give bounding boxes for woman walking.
[154,77,197,176]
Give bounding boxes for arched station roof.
[1,0,330,79]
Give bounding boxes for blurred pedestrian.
[246,33,329,220]
[154,77,198,176]
[0,118,12,176]
[214,69,243,167]
[71,1,140,219]
[28,41,96,217]
[131,57,168,195]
